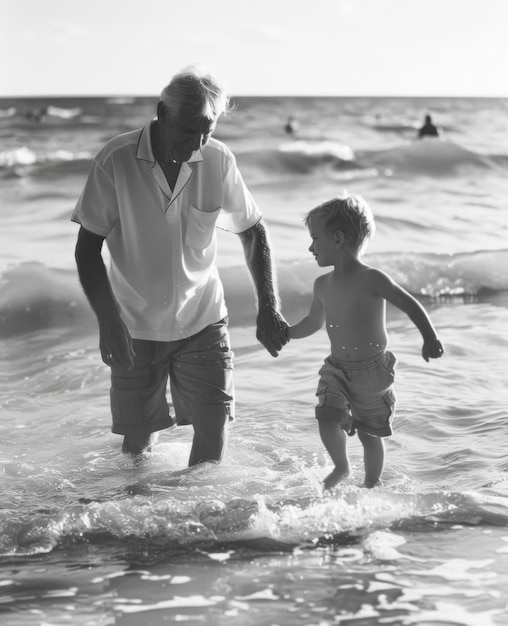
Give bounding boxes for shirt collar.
[136,121,204,164]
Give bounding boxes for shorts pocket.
[316,382,328,407]
[179,321,234,369]
[111,387,145,426]
[185,206,220,249]
[111,362,152,389]
[379,351,397,379]
[383,388,397,418]
[182,347,233,369]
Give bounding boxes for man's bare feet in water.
[122,432,159,456]
[323,466,351,491]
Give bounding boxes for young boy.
[287,195,444,489]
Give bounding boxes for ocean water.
[1,95,508,625]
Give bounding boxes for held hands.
[422,337,444,362]
[99,316,136,370]
[256,307,289,357]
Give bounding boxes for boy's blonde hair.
[305,193,375,251]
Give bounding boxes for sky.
[2,0,508,98]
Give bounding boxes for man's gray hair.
[160,65,232,119]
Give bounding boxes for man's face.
[159,103,217,164]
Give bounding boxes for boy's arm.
[370,269,444,362]
[288,279,325,339]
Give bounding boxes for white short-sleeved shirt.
[72,122,262,341]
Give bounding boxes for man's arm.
[238,220,288,357]
[75,226,135,369]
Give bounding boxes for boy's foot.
[363,478,382,489]
[323,467,350,491]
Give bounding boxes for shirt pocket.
[185,205,220,250]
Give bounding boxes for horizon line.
[2,93,508,100]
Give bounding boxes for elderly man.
[72,66,287,464]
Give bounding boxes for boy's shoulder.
[349,262,391,281]
[363,265,393,283]
[315,264,394,293]
[314,271,333,288]
[361,266,400,300]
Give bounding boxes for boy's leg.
[357,429,385,487]
[318,419,351,489]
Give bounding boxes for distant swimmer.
[284,116,299,135]
[25,107,47,123]
[418,114,439,139]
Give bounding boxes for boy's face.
[308,218,337,267]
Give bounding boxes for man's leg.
[170,319,234,467]
[188,413,228,466]
[111,339,172,455]
[122,431,159,455]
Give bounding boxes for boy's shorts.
[315,350,397,437]
[109,318,234,436]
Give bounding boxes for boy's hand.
[422,338,444,362]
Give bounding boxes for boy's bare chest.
[322,276,377,317]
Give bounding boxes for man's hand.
[99,316,136,369]
[422,338,444,362]
[256,308,289,357]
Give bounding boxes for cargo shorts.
[110,318,234,436]
[315,350,397,437]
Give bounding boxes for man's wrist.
[258,304,279,316]
[258,294,280,312]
